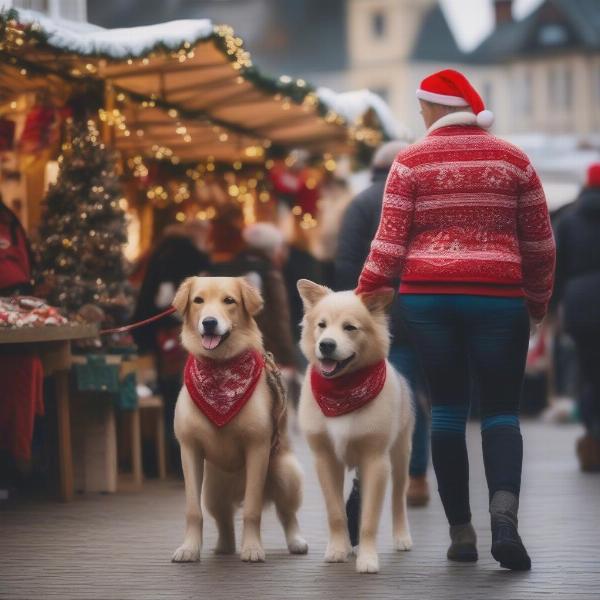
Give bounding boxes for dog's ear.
[359,287,395,314]
[297,279,331,310]
[239,277,264,317]
[172,277,196,316]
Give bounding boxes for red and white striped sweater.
[356,113,556,320]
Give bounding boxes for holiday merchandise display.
[0,295,67,328]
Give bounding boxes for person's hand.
[529,318,543,336]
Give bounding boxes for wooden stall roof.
[0,9,403,164]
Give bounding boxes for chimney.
[494,0,514,26]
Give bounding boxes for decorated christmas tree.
[35,119,133,325]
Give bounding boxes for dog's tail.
[263,352,288,454]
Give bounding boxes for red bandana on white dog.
[184,349,264,427]
[310,360,387,417]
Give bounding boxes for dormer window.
[538,24,568,46]
[371,10,387,39]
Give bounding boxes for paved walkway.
[1,421,599,599]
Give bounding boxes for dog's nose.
[202,317,218,334]
[319,339,337,356]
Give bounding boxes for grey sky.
[441,0,544,50]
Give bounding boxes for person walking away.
[334,140,432,543]
[356,69,555,571]
[554,163,600,471]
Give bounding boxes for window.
[371,10,386,39]
[512,72,532,117]
[538,24,569,47]
[15,0,48,11]
[548,64,573,111]
[564,68,573,110]
[522,71,533,116]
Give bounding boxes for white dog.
[297,280,414,573]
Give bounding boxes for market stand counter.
[0,323,98,501]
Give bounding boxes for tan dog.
[297,280,414,573]
[171,276,307,563]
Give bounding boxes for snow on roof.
[7,9,405,157]
[15,8,213,58]
[317,87,410,142]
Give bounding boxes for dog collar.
[310,360,387,417]
[184,349,264,427]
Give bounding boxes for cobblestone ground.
[1,421,599,600]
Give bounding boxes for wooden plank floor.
[1,421,599,599]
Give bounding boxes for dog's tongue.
[202,335,222,350]
[320,359,338,375]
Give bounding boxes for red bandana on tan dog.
[184,349,265,427]
[310,360,387,417]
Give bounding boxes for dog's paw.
[324,543,350,563]
[240,543,266,562]
[171,543,201,562]
[356,550,379,574]
[394,533,413,552]
[287,534,309,555]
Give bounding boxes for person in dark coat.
[333,139,432,546]
[554,163,600,472]
[215,222,297,368]
[132,224,212,473]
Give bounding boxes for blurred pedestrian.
[0,196,32,295]
[283,223,325,344]
[554,163,600,472]
[132,221,212,473]
[334,139,432,544]
[216,222,300,406]
[357,69,556,570]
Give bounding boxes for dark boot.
[345,477,361,547]
[447,522,478,562]
[490,491,531,571]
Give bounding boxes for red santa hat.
[587,163,600,188]
[416,69,494,129]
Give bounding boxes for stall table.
[0,324,98,501]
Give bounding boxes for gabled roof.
[411,4,465,63]
[554,0,600,50]
[467,0,600,64]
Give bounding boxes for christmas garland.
[0,9,389,144]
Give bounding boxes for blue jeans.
[388,344,430,477]
[398,294,529,525]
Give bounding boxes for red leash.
[100,306,177,335]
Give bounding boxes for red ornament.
[19,105,59,153]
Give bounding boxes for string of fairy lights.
[0,9,384,230]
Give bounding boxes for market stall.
[0,9,400,244]
[0,8,403,501]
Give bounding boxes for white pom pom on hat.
[476,109,494,128]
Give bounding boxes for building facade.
[355,0,600,138]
